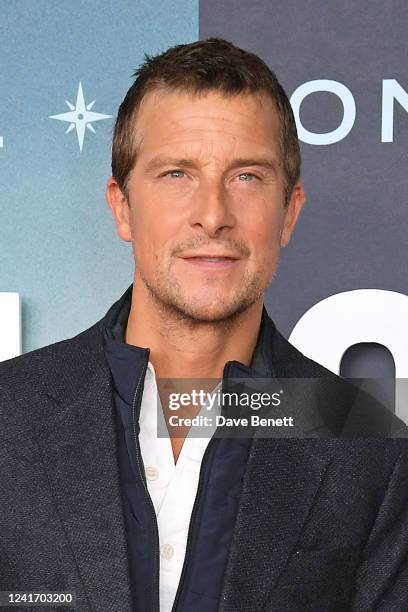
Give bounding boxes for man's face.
[107,88,305,322]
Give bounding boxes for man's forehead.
[137,86,278,126]
[134,87,281,155]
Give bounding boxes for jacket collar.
[102,286,333,437]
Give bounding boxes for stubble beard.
[139,259,273,328]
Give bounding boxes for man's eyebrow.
[144,155,280,174]
[144,156,199,174]
[226,157,279,173]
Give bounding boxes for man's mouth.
[181,256,239,269]
[189,257,234,262]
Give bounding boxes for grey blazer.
[1,311,408,612]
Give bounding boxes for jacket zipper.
[131,348,161,612]
[171,361,234,612]
[171,436,216,611]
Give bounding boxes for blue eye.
[238,172,256,181]
[167,170,185,178]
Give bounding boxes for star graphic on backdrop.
[49,82,111,151]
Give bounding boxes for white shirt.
[138,361,220,612]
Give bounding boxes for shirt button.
[145,466,159,481]
[161,544,174,560]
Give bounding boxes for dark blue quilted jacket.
[103,284,273,611]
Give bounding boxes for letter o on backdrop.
[289,289,408,422]
[290,79,356,145]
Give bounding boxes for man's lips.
[180,255,240,269]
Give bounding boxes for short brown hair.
[112,38,301,205]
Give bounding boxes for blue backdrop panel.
[1,0,198,352]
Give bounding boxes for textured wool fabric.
[1,287,408,611]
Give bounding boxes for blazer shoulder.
[271,324,337,379]
[0,318,105,432]
[0,318,104,385]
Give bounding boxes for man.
[0,38,407,612]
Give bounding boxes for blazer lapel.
[219,321,334,611]
[219,437,332,611]
[34,324,133,612]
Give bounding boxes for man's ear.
[105,177,132,242]
[280,181,306,248]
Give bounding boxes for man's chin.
[142,274,263,322]
[165,296,256,323]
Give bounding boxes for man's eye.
[237,172,257,182]
[166,170,185,179]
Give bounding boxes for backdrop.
[1,2,407,388]
[200,1,408,326]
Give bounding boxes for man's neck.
[124,276,264,463]
[124,277,263,380]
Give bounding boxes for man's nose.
[188,177,236,237]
